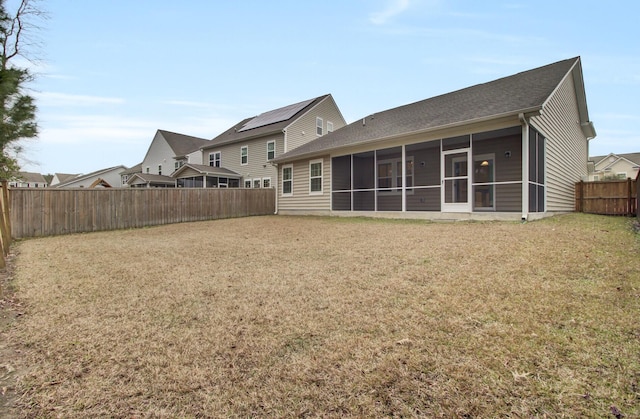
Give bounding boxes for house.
[272,57,596,221]
[589,152,640,181]
[176,94,346,189]
[49,173,79,187]
[128,130,211,188]
[9,172,48,188]
[120,163,142,186]
[52,165,127,188]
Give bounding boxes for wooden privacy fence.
[0,181,12,269]
[10,187,276,239]
[575,178,637,216]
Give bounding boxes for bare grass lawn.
[2,214,639,417]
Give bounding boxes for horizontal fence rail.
[575,179,637,216]
[10,188,276,239]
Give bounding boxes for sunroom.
[172,164,241,188]
[330,126,545,215]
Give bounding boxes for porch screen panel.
[331,155,352,211]
[495,183,521,212]
[442,135,470,151]
[528,127,545,212]
[406,141,440,186]
[406,188,441,211]
[353,152,375,190]
[332,192,351,211]
[353,191,374,211]
[331,155,351,191]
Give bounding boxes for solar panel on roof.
[238,98,315,132]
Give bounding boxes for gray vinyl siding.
[531,75,588,211]
[285,96,347,152]
[204,134,283,185]
[278,156,331,211]
[142,132,175,176]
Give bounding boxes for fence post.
[628,177,632,216]
[0,181,8,269]
[0,181,10,252]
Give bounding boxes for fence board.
[10,188,276,239]
[575,179,637,216]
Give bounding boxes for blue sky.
[13,0,640,175]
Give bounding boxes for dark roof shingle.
[275,57,580,162]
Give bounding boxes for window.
[473,154,495,210]
[244,180,252,188]
[175,161,180,170]
[282,165,293,195]
[253,178,261,188]
[146,167,150,174]
[241,146,248,165]
[593,175,600,181]
[616,172,627,180]
[316,117,323,136]
[263,178,271,188]
[377,157,413,192]
[310,159,323,194]
[327,121,334,133]
[158,165,162,176]
[209,151,221,167]
[267,141,275,160]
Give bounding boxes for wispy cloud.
[36,92,125,106]
[369,0,412,25]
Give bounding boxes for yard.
[1,214,639,417]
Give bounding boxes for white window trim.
[253,178,262,189]
[244,179,252,188]
[327,121,334,133]
[209,151,222,167]
[282,164,293,196]
[241,146,248,166]
[309,159,323,195]
[267,140,276,160]
[377,156,414,195]
[316,117,323,136]
[263,177,272,188]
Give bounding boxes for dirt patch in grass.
[2,213,640,417]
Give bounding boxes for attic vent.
[362,117,366,126]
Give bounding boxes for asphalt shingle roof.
[274,57,579,162]
[159,130,211,156]
[202,95,331,150]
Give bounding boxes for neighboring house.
[273,57,596,221]
[50,173,79,187]
[9,172,48,188]
[589,152,640,181]
[53,165,127,188]
[134,130,211,188]
[180,94,346,189]
[120,163,142,186]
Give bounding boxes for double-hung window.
[282,165,293,195]
[310,160,323,194]
[327,121,334,133]
[316,117,323,136]
[241,146,248,165]
[209,151,221,167]
[267,141,275,160]
[377,157,413,192]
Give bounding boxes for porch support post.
[402,145,407,212]
[520,113,530,221]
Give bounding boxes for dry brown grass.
[3,213,640,417]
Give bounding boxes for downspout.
[519,113,529,221]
